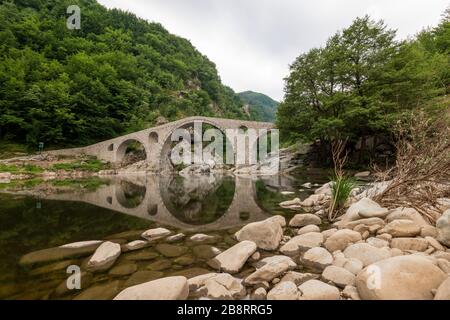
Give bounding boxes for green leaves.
[278,11,449,156]
[0,0,247,147]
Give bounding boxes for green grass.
[0,141,29,160]
[51,177,109,191]
[52,160,109,172]
[0,178,44,190]
[330,176,358,210]
[0,163,44,174]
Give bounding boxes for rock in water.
[207,241,257,273]
[356,255,447,300]
[114,276,189,300]
[87,241,121,272]
[235,217,283,250]
[436,209,450,247]
[141,228,171,241]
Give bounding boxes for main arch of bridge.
[57,116,275,171]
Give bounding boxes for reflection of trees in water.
[117,181,146,208]
[254,180,288,211]
[161,175,235,225]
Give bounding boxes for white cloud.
[98,0,448,101]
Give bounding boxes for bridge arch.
[116,138,147,164]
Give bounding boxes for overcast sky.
[98,0,448,101]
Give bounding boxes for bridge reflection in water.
[40,175,293,232]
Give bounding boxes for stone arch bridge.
[49,116,275,171]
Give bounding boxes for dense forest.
[0,0,248,148]
[238,91,278,122]
[277,10,449,162]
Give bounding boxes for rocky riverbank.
[11,179,450,300]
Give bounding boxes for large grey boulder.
[114,276,188,300]
[235,217,284,250]
[356,255,447,300]
[341,198,388,223]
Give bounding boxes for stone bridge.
[31,175,274,232]
[50,116,275,172]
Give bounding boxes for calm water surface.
[0,168,330,299]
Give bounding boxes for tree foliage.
[277,13,450,154]
[0,0,247,147]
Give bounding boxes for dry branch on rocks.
[373,110,450,222]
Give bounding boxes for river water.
[0,168,330,299]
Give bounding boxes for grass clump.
[330,176,357,211]
[52,160,108,172]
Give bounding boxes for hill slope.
[238,91,279,122]
[0,0,246,147]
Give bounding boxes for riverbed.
[0,168,330,299]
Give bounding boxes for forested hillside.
[238,91,278,122]
[277,11,449,161]
[0,0,247,148]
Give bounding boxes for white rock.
[390,238,429,252]
[341,198,388,223]
[322,228,338,241]
[386,207,430,227]
[298,225,321,235]
[280,198,301,208]
[343,243,391,267]
[203,273,246,300]
[322,265,355,288]
[87,241,121,272]
[354,171,371,178]
[280,272,319,286]
[166,233,186,242]
[366,237,389,248]
[343,258,364,275]
[280,232,324,256]
[314,182,333,196]
[356,255,447,300]
[141,228,171,241]
[267,281,298,300]
[190,234,215,242]
[123,240,148,252]
[379,219,421,237]
[324,229,362,252]
[114,276,188,300]
[302,247,333,270]
[188,273,218,292]
[434,277,450,300]
[436,209,450,247]
[437,259,450,273]
[207,240,257,273]
[289,214,322,227]
[251,287,267,300]
[60,240,103,249]
[342,285,361,300]
[245,256,296,285]
[298,280,340,300]
[235,217,283,250]
[281,191,295,195]
[302,182,312,188]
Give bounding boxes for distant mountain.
[238,91,279,122]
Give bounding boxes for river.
[0,168,330,299]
